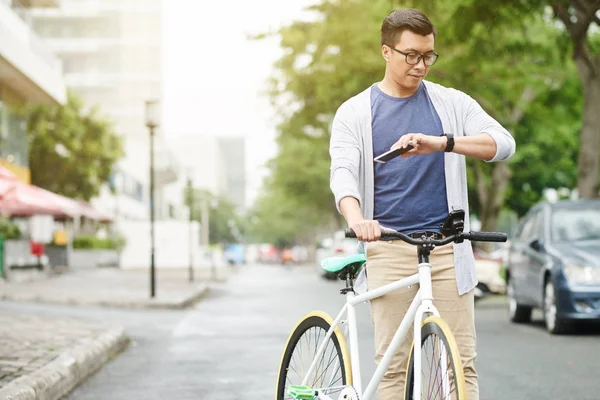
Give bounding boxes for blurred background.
[0,0,597,285]
[1,1,600,399]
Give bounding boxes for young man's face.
[382,30,435,94]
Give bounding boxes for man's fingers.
[373,223,382,240]
[350,221,382,242]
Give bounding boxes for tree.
[245,172,338,246]
[25,92,123,201]
[429,3,577,231]
[185,187,242,245]
[505,72,582,217]
[256,0,582,241]
[449,0,600,198]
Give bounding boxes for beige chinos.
[367,240,479,400]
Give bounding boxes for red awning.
[0,182,64,217]
[0,166,18,197]
[0,167,112,221]
[0,165,17,180]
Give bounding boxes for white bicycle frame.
[300,260,441,400]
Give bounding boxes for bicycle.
[276,210,507,400]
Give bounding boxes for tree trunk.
[575,58,600,198]
[476,162,512,251]
[551,1,600,198]
[471,86,535,250]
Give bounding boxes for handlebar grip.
[463,231,507,243]
[345,228,357,238]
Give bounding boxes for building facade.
[28,0,178,221]
[0,0,66,183]
[165,134,247,216]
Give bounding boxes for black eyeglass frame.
[388,46,439,66]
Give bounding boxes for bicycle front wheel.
[404,316,466,400]
[275,311,352,400]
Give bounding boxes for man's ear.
[381,45,390,62]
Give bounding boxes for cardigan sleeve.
[461,92,516,162]
[330,101,362,214]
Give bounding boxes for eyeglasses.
[389,47,439,66]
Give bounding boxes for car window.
[519,211,538,241]
[532,210,545,239]
[551,207,600,242]
[511,218,523,239]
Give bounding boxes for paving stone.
[0,312,128,400]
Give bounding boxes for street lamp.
[186,173,194,283]
[145,100,160,298]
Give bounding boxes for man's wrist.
[439,136,447,152]
[346,217,363,227]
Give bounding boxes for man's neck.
[378,75,419,98]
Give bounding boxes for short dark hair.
[380,8,436,47]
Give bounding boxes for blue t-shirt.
[371,83,448,235]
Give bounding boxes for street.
[2,263,599,400]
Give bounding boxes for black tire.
[507,278,532,323]
[404,316,466,400]
[276,311,352,400]
[544,279,571,335]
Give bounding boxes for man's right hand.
[349,220,382,242]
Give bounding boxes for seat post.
[340,273,354,294]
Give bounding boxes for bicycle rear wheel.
[276,311,352,400]
[404,316,466,400]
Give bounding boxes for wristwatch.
[442,133,455,152]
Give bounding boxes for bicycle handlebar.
[461,231,508,243]
[344,228,507,245]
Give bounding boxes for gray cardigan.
[329,80,516,294]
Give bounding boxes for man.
[329,8,515,400]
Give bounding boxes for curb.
[0,283,210,310]
[0,325,129,400]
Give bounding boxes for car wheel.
[474,283,489,302]
[544,279,570,334]
[507,278,532,323]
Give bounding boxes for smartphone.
[374,142,414,164]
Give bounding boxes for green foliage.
[243,173,338,246]
[73,234,126,250]
[184,188,243,245]
[506,72,582,216]
[449,0,600,199]
[24,91,124,201]
[253,0,585,240]
[0,217,21,240]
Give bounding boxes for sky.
[162,0,317,206]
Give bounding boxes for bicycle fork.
[413,261,440,400]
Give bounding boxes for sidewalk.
[0,312,128,400]
[0,265,232,399]
[0,265,230,309]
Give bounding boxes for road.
[2,263,599,399]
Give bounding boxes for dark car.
[506,199,600,334]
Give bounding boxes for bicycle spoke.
[420,334,456,400]
[284,324,344,396]
[313,342,342,388]
[277,315,350,400]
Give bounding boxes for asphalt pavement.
[1,263,599,400]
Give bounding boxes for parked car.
[224,244,245,265]
[316,231,359,280]
[506,199,600,334]
[473,247,506,300]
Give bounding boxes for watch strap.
[443,133,455,152]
